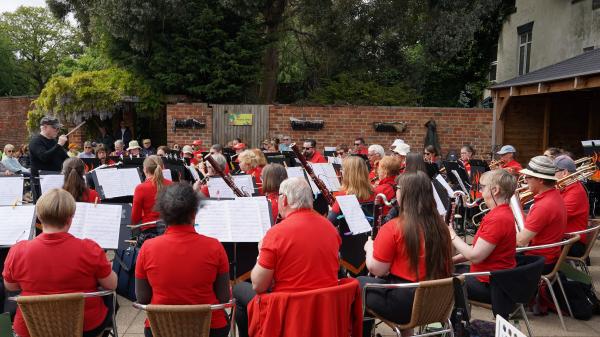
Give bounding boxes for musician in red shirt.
[497,145,522,175]
[233,177,341,337]
[373,156,401,216]
[261,163,288,224]
[131,156,173,244]
[367,144,385,183]
[460,145,475,177]
[352,137,369,155]
[449,169,517,304]
[136,183,230,337]
[359,171,452,336]
[303,139,327,163]
[554,155,590,257]
[239,150,263,195]
[62,158,100,203]
[3,189,117,337]
[328,156,374,221]
[194,153,228,198]
[517,156,567,274]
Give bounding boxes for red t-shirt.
[460,160,471,177]
[561,182,589,242]
[308,151,327,163]
[258,209,341,293]
[373,217,427,281]
[3,233,112,337]
[470,204,517,282]
[246,166,263,195]
[81,188,100,203]
[368,161,379,183]
[265,192,279,224]
[331,190,375,214]
[131,178,173,229]
[355,147,368,156]
[502,160,522,175]
[200,184,210,198]
[524,189,567,264]
[135,225,229,329]
[373,176,397,216]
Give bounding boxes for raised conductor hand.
[58,135,68,146]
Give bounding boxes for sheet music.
[0,205,35,246]
[324,147,337,152]
[432,183,447,216]
[327,156,342,165]
[236,196,272,234]
[187,165,200,181]
[195,199,267,242]
[95,168,141,198]
[336,195,371,234]
[309,163,341,192]
[207,175,255,198]
[0,177,24,206]
[40,174,64,195]
[162,169,172,181]
[69,203,122,249]
[435,174,455,197]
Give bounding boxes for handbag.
[112,245,139,301]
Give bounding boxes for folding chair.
[516,235,580,331]
[133,300,236,337]
[10,290,117,337]
[362,277,459,337]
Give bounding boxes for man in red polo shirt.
[367,144,385,183]
[233,177,341,337]
[554,155,589,257]
[517,156,567,274]
[497,145,522,176]
[352,137,369,156]
[303,139,327,163]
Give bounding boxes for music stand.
[582,140,600,156]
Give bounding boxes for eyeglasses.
[354,143,361,146]
[424,152,432,155]
[5,150,13,153]
[283,138,290,141]
[337,151,345,155]
[84,146,92,149]
[143,143,150,145]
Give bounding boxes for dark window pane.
[525,43,532,74]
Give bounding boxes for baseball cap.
[496,145,516,155]
[182,145,194,154]
[39,116,63,129]
[554,155,576,173]
[391,139,405,148]
[393,143,410,156]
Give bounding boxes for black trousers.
[358,275,415,335]
[82,294,117,337]
[144,326,229,337]
[232,282,257,337]
[465,276,491,304]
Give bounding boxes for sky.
[1,0,47,14]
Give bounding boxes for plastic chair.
[10,290,117,337]
[461,255,545,337]
[133,300,236,337]
[516,235,580,331]
[362,276,459,337]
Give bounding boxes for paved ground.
[115,241,600,337]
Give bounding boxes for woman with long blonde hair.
[131,155,172,242]
[328,156,374,221]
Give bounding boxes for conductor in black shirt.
[29,116,69,200]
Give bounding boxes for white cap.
[391,139,405,148]
[393,143,410,156]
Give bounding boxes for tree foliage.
[0,6,82,93]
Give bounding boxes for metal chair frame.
[565,221,600,289]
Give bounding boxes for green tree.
[0,6,82,93]
[0,31,28,96]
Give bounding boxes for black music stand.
[582,140,600,156]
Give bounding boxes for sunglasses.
[84,146,92,149]
[424,152,432,155]
[5,150,13,153]
[303,147,313,150]
[354,143,361,146]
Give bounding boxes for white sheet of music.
[162,169,172,181]
[40,174,64,195]
[237,196,272,234]
[432,183,447,217]
[233,175,255,196]
[95,168,141,198]
[309,163,341,191]
[435,174,455,197]
[195,199,267,242]
[0,177,24,206]
[324,147,337,152]
[207,175,254,198]
[69,203,122,249]
[335,195,372,234]
[286,167,318,193]
[327,156,342,165]
[0,205,35,246]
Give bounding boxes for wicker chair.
[516,235,580,331]
[362,276,460,337]
[133,300,236,337]
[11,290,117,337]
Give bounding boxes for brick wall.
[167,104,493,157]
[0,97,34,148]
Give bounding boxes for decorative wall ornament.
[290,117,324,131]
[172,118,206,132]
[373,122,407,133]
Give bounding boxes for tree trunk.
[258,0,287,104]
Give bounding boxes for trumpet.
[489,159,504,170]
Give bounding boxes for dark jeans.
[465,276,491,304]
[358,275,415,336]
[232,282,257,337]
[82,294,117,337]
[144,326,229,337]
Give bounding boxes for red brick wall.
[0,96,34,148]
[166,104,493,157]
[167,103,212,148]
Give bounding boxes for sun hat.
[127,140,142,151]
[520,155,557,180]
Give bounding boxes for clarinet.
[446,198,457,228]
[204,154,249,197]
[290,143,335,206]
[372,193,395,239]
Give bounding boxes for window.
[517,22,533,76]
[594,0,600,10]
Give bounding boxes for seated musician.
[391,142,410,170]
[336,144,350,158]
[233,177,341,337]
[497,145,522,175]
[132,155,173,245]
[303,139,327,163]
[110,139,128,157]
[3,189,117,337]
[136,183,230,337]
[261,163,288,224]
[359,171,452,336]
[460,145,475,177]
[62,157,99,203]
[373,156,401,217]
[127,140,143,158]
[209,144,230,174]
[95,144,113,165]
[554,155,589,257]
[239,150,263,194]
[517,156,567,274]
[424,145,441,168]
[328,156,374,222]
[181,145,194,163]
[353,137,369,155]
[367,144,385,183]
[449,170,517,303]
[193,153,227,198]
[251,148,268,168]
[155,145,169,157]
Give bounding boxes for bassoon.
[204,154,249,197]
[290,143,335,206]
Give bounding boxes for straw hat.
[520,155,557,180]
[127,140,142,151]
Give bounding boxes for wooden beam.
[494,73,600,97]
